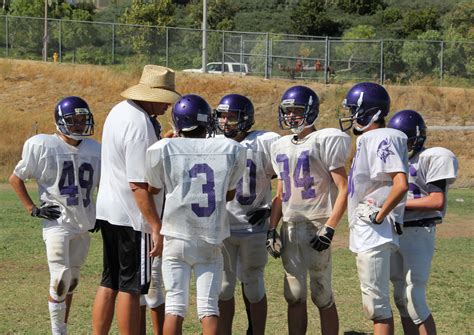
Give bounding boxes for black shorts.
[98,220,152,294]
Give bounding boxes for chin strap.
[354,110,381,132]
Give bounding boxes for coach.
[91,65,180,335]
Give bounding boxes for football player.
[145,94,247,335]
[215,94,280,335]
[9,96,101,335]
[268,86,351,335]
[339,82,409,335]
[388,110,458,335]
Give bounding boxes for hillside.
[0,59,472,186]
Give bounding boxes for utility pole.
[43,0,48,62]
[202,0,208,73]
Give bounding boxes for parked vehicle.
[183,62,249,75]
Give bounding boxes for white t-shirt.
[347,128,408,253]
[14,134,101,233]
[225,131,280,235]
[270,128,351,222]
[404,147,458,222]
[96,100,164,233]
[146,137,247,244]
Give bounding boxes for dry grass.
[1,59,473,185]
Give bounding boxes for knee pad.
[284,275,306,305]
[145,258,165,308]
[219,271,237,301]
[50,268,71,301]
[309,277,334,309]
[392,281,409,318]
[406,283,430,324]
[242,277,265,304]
[361,293,392,321]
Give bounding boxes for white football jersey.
[14,134,101,232]
[404,147,458,222]
[96,100,164,233]
[270,128,351,222]
[347,128,408,253]
[146,137,247,244]
[225,131,280,235]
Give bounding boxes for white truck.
[183,62,249,75]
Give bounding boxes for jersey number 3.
[58,161,94,207]
[189,163,216,217]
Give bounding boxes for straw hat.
[121,65,181,104]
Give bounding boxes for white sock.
[48,301,67,335]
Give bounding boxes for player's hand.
[31,203,61,221]
[266,228,282,259]
[356,201,382,225]
[310,225,335,252]
[247,205,271,226]
[88,220,101,233]
[150,230,163,257]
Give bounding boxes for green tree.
[441,2,473,36]
[336,0,386,16]
[401,7,440,38]
[401,30,442,79]
[290,0,342,37]
[335,25,379,80]
[118,0,175,62]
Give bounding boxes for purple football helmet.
[339,82,390,132]
[172,94,212,134]
[215,94,254,138]
[279,85,319,134]
[55,96,94,139]
[388,109,427,158]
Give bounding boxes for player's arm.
[406,179,446,211]
[9,174,35,213]
[130,182,163,257]
[226,189,236,202]
[9,174,61,220]
[325,166,348,229]
[310,167,348,251]
[266,180,283,258]
[269,180,283,230]
[374,171,408,223]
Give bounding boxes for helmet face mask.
[387,109,427,158]
[338,82,390,133]
[278,86,319,134]
[214,94,254,138]
[55,96,94,140]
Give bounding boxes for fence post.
[265,33,269,79]
[58,19,62,62]
[5,15,8,57]
[221,30,225,73]
[111,22,115,64]
[440,41,444,86]
[324,36,329,84]
[380,39,384,84]
[165,27,169,67]
[268,34,273,78]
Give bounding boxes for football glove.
[31,203,61,221]
[247,205,271,226]
[369,211,382,225]
[266,228,282,259]
[310,225,335,252]
[89,220,101,233]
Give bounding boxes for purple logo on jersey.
[377,138,395,163]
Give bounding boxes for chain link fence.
[1,15,472,87]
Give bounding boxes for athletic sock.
[48,301,67,335]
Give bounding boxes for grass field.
[0,185,472,334]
